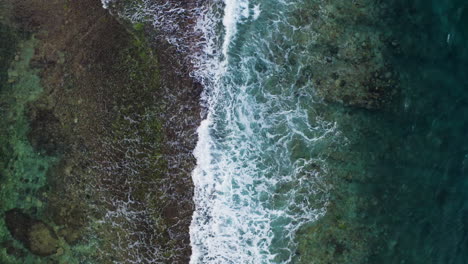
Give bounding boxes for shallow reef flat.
[286,0,399,110]
[286,1,402,263]
[0,0,200,263]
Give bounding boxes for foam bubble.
[252,5,261,20]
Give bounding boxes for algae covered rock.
[4,209,59,256]
[28,222,59,256]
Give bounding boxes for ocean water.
[188,0,468,263]
[365,1,468,263]
[189,1,339,263]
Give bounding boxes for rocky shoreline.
[0,0,199,263]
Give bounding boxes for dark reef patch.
[5,209,59,257]
[27,108,66,156]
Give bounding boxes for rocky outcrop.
[293,0,399,109]
[1,0,200,263]
[5,209,59,256]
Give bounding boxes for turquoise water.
[190,1,339,262]
[188,0,468,263]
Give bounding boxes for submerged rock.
[4,209,59,256]
[27,108,66,156]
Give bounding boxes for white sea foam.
[252,5,261,20]
[100,0,112,9]
[190,1,336,263]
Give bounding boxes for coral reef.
[290,1,403,263]
[291,0,399,110]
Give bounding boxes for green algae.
[0,0,195,261]
[0,11,163,264]
[0,37,48,207]
[0,22,16,86]
[0,27,96,263]
[133,22,144,31]
[0,32,61,263]
[89,28,184,263]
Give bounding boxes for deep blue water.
[367,1,468,263]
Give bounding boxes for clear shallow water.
[0,32,60,263]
